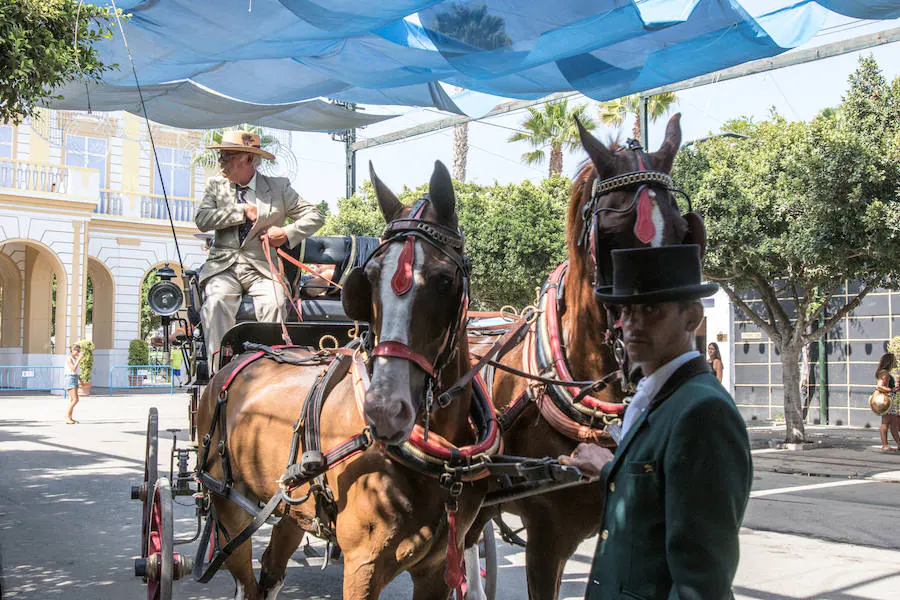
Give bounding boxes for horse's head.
[571,113,706,290]
[342,161,469,445]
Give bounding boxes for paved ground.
[1,391,899,599]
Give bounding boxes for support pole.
[639,95,649,149]
[331,101,358,198]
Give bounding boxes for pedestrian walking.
[707,341,724,382]
[875,352,900,452]
[170,346,184,387]
[560,245,752,600]
[64,344,83,424]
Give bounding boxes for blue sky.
[285,14,900,211]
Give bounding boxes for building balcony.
[0,158,199,224]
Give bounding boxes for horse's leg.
[213,498,261,600]
[410,561,452,600]
[521,500,594,600]
[258,517,305,600]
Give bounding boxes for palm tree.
[508,99,597,177]
[597,92,677,141]
[431,5,511,182]
[192,124,296,177]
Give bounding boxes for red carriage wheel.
[132,407,159,557]
[478,520,497,600]
[145,477,174,600]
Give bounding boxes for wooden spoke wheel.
[469,520,497,600]
[141,407,159,556]
[146,478,174,600]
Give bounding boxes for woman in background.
[707,342,724,382]
[64,344,83,424]
[875,352,900,452]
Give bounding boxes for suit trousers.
[201,258,286,368]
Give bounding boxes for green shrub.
[74,339,95,383]
[129,339,149,366]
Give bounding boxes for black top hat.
[594,244,718,305]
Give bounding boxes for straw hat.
[205,130,275,160]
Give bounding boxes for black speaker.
[148,280,184,317]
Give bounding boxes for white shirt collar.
[246,172,258,192]
[621,350,701,436]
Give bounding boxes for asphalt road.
[1,392,899,599]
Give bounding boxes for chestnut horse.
[197,161,487,600]
[467,114,706,600]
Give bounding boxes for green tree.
[672,58,900,443]
[0,0,120,124]
[323,177,569,309]
[508,99,596,176]
[140,270,161,340]
[597,92,678,141]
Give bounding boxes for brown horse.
[466,114,705,600]
[196,161,488,600]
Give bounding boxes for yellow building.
[0,110,212,387]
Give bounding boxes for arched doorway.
[86,258,115,349]
[0,251,22,348]
[0,240,68,355]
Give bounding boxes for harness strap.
[372,341,436,378]
[261,234,296,344]
[438,317,531,408]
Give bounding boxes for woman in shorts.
[64,344,83,424]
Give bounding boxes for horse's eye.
[436,274,454,293]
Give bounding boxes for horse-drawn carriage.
[131,117,696,600]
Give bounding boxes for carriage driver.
[559,244,752,600]
[195,130,324,366]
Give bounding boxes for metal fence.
[0,366,65,392]
[108,366,174,395]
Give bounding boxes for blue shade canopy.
[51,0,899,130]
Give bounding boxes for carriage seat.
[232,235,379,324]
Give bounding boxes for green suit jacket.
[586,357,752,600]
[194,173,324,284]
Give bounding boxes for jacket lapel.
[604,356,711,481]
[255,173,272,222]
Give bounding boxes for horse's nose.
[364,395,415,446]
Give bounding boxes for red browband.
[372,341,436,378]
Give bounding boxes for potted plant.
[128,339,149,387]
[75,339,95,395]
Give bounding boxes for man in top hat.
[560,244,752,600]
[195,130,324,364]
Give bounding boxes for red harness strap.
[372,341,437,378]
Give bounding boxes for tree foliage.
[672,56,900,442]
[509,100,596,176]
[322,177,569,309]
[0,0,120,124]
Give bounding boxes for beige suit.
[195,173,324,362]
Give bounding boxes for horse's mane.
[564,159,603,327]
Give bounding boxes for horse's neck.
[430,334,473,444]
[560,268,620,385]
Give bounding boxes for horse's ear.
[429,160,456,225]
[682,211,707,257]
[369,162,403,222]
[342,266,372,323]
[648,113,682,173]
[576,116,616,177]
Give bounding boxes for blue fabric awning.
[51,0,899,130]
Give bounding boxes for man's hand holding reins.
[559,443,614,479]
[265,226,288,247]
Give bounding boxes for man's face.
[619,301,700,373]
[218,151,255,184]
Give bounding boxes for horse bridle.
[360,197,471,407]
[578,139,691,389]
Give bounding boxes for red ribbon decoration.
[444,507,467,599]
[391,235,415,296]
[634,187,656,244]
